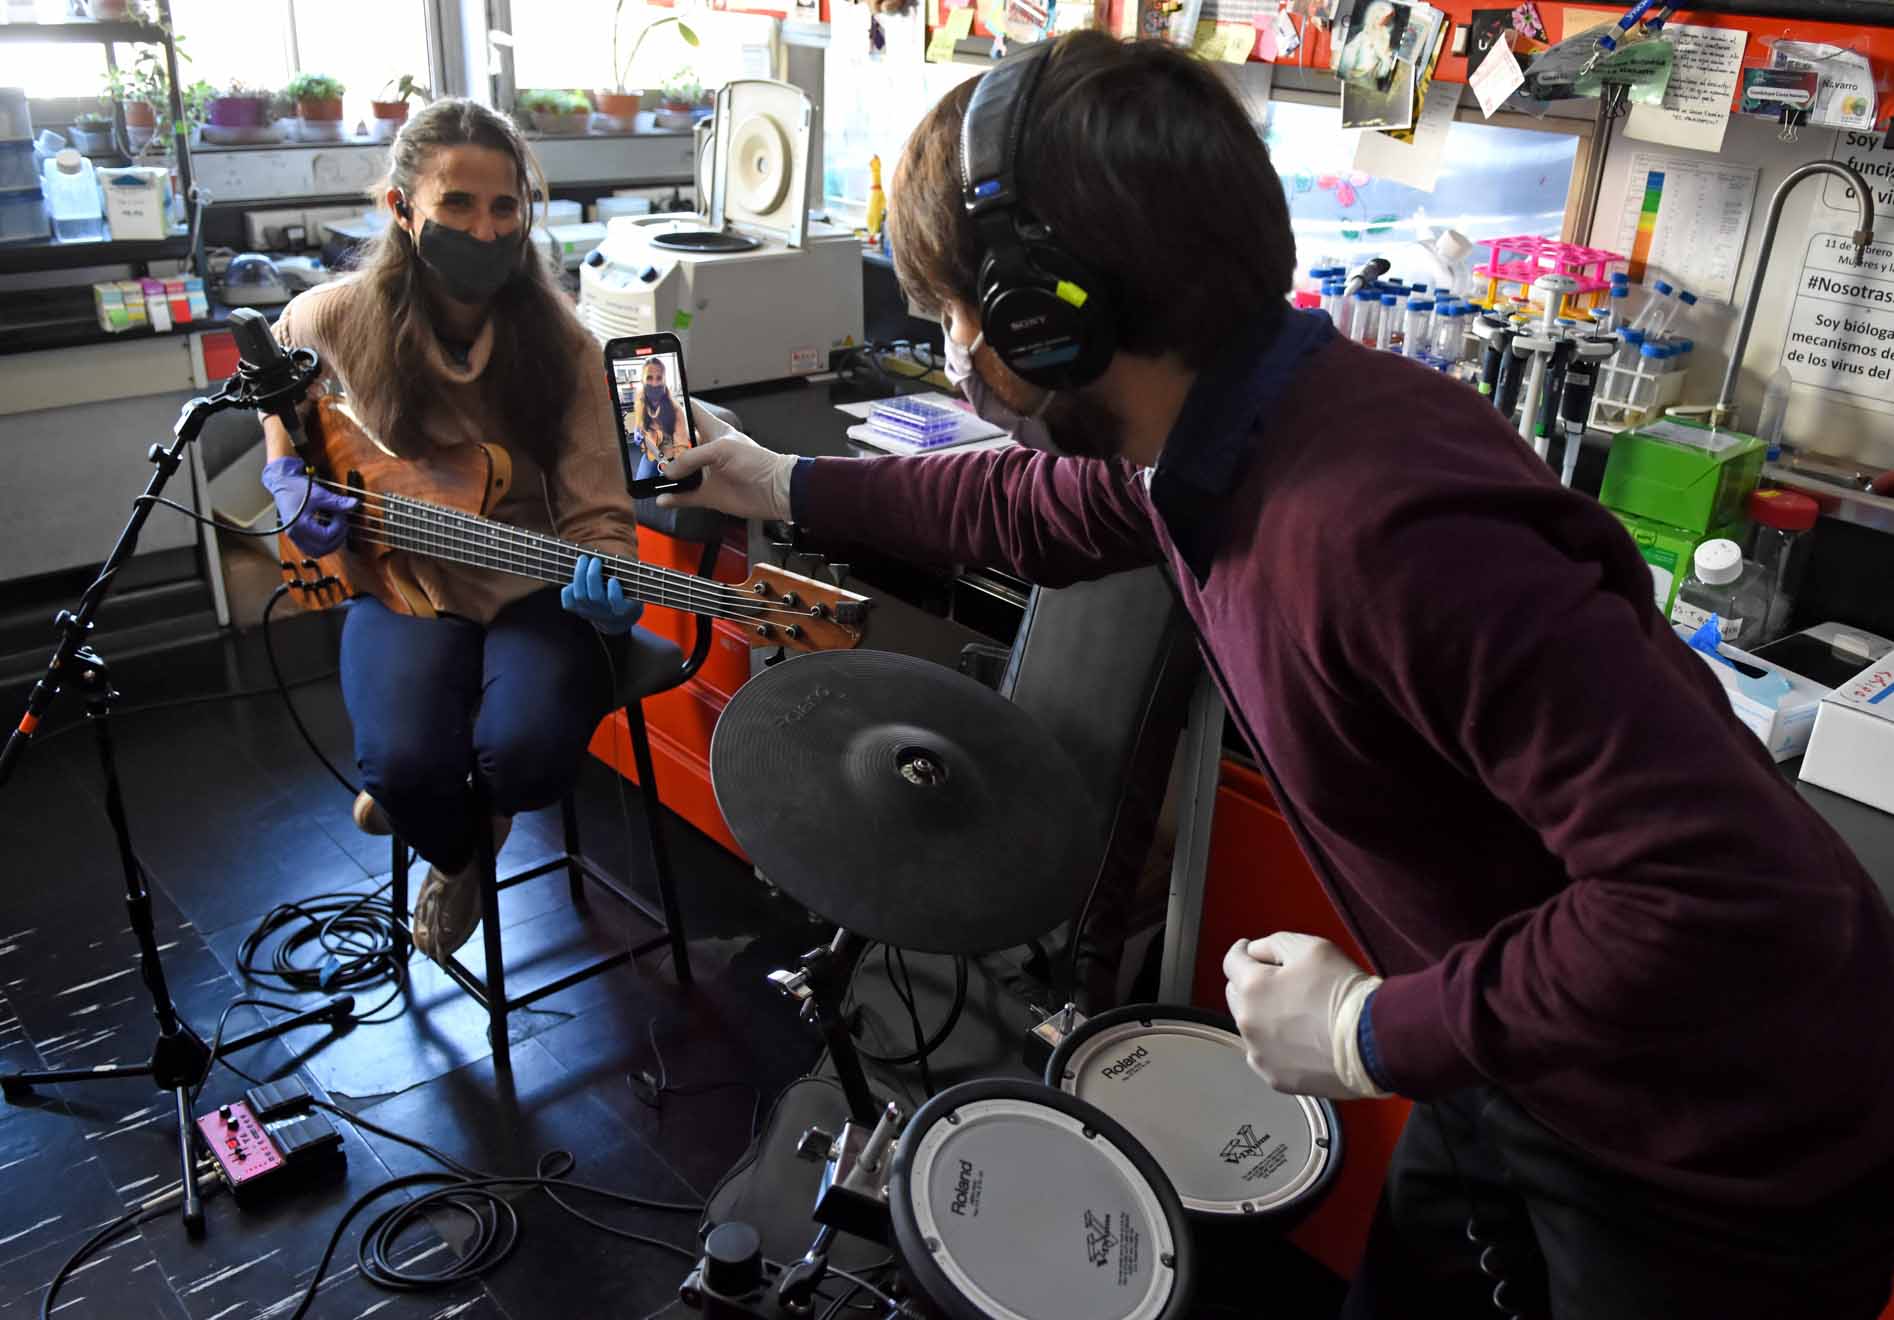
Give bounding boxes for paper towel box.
[1799,656,1894,814]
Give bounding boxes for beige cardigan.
[273,277,636,625]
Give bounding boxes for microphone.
[227,306,317,455]
[1342,257,1391,300]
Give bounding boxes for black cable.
[264,583,358,797]
[40,1196,174,1319]
[888,948,934,1097]
[235,885,408,1025]
[189,993,311,1108]
[850,945,967,1068]
[629,1019,765,1155]
[135,461,320,538]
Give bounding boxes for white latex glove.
[655,401,795,521]
[1222,932,1390,1101]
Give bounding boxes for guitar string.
[327,497,824,625]
[319,480,810,620]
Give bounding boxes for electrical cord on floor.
[628,1018,765,1165]
[22,665,340,748]
[235,884,409,1025]
[40,1172,223,1320]
[264,582,359,797]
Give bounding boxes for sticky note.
[1192,20,1221,58]
[673,310,694,331]
[929,6,974,59]
[1216,22,1253,62]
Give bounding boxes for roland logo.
[1100,1045,1150,1079]
[775,686,833,728]
[1010,313,1049,332]
[949,1159,977,1216]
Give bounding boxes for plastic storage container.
[1746,488,1819,645]
[867,394,964,449]
[1670,538,1771,645]
[0,138,34,190]
[42,150,104,241]
[0,188,48,242]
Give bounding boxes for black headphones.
[960,44,1117,390]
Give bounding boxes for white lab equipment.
[1670,538,1771,645]
[42,149,104,242]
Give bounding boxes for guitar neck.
[349,487,757,625]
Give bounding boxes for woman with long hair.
[633,357,686,466]
[259,98,643,963]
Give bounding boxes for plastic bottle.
[1332,284,1354,339]
[1403,297,1434,361]
[1627,279,1675,336]
[1630,341,1666,414]
[42,149,104,242]
[1379,293,1401,351]
[1670,538,1771,646]
[1615,327,1647,371]
[1434,303,1466,365]
[1756,364,1792,460]
[1745,488,1819,643]
[1354,289,1381,347]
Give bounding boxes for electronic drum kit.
[684,652,1343,1319]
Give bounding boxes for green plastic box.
[1600,416,1764,536]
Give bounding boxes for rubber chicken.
[865,155,887,242]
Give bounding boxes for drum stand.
[768,928,880,1124]
[0,385,354,1237]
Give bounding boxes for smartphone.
[604,333,703,499]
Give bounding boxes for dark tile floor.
[0,608,1349,1320]
[0,611,835,1319]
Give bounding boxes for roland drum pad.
[1045,1005,1342,1230]
[888,1079,1195,1320]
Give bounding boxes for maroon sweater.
[796,325,1894,1207]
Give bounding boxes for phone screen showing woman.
[611,349,695,485]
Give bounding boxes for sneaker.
[352,791,393,836]
[411,815,513,963]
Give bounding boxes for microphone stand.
[0,360,355,1239]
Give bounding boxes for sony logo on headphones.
[1010,314,1050,332]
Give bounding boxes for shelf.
[0,232,190,275]
[0,18,167,43]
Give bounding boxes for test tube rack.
[1588,358,1687,434]
[1476,236,1624,315]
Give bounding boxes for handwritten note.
[927,6,975,61]
[1352,78,1460,192]
[1625,23,1746,154]
[1216,22,1255,61]
[1470,30,1524,118]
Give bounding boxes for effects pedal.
[194,1078,345,1207]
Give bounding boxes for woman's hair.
[334,97,580,472]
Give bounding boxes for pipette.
[1557,337,1616,486]
[1513,274,1581,458]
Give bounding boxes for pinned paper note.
[1625,23,1746,154]
[1470,30,1524,117]
[1770,41,1877,131]
[1274,8,1300,56]
[927,7,974,60]
[1352,78,1459,192]
[1215,22,1254,62]
[1192,19,1222,58]
[1252,3,1279,61]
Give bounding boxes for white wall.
[1585,111,1894,468]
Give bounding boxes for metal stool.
[389,506,731,1068]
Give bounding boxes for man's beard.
[1039,387,1126,461]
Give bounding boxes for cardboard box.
[99,166,169,241]
[1679,627,1827,762]
[1800,656,1894,814]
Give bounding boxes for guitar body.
[278,396,512,618]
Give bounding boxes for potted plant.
[206,79,271,131]
[103,63,161,150]
[372,74,428,138]
[84,0,133,17]
[70,110,115,154]
[601,1,698,122]
[285,73,346,140]
[518,89,592,135]
[654,69,701,131]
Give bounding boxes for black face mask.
[414,218,519,305]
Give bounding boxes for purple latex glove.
[261,455,357,557]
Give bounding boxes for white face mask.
[943,324,1057,453]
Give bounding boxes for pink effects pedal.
[196,1099,287,1189]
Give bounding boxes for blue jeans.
[339,587,622,871]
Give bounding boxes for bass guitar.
[276,395,869,655]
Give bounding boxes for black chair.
[388,497,732,1069]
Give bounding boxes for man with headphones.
[661,31,1894,1320]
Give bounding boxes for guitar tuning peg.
[764,646,787,668]
[826,562,851,588]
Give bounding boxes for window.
[1261,96,1579,276]
[509,2,776,100]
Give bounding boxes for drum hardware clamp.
[798,1101,905,1245]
